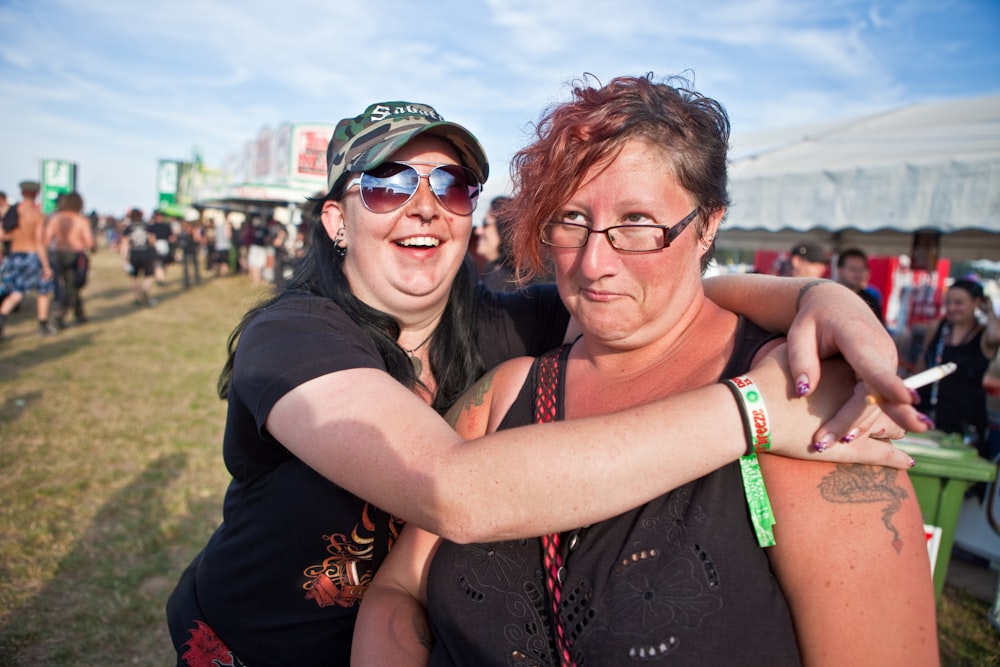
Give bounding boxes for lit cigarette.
[865,362,958,404]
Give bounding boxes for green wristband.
[724,376,777,548]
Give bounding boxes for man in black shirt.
[836,248,884,324]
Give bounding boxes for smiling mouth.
[397,236,440,248]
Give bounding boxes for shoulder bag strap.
[535,346,577,667]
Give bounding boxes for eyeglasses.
[540,208,699,252]
[345,161,481,216]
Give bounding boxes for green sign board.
[40,159,77,215]
[156,159,180,210]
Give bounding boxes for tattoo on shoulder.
[818,464,909,553]
[444,369,496,428]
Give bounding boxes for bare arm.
[983,297,1000,357]
[79,214,95,252]
[353,364,520,666]
[705,274,926,435]
[351,526,440,667]
[760,457,937,665]
[268,338,916,546]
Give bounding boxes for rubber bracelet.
[723,375,777,548]
[722,380,754,457]
[724,376,771,453]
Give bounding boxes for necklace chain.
[403,330,434,355]
[403,330,435,377]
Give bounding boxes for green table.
[898,434,998,601]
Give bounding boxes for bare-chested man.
[0,180,56,337]
[45,191,95,327]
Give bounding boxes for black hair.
[950,278,984,300]
[836,248,869,269]
[217,193,485,416]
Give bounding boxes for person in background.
[836,247,884,323]
[984,353,1000,461]
[788,242,830,278]
[44,191,95,327]
[245,216,270,287]
[0,190,9,258]
[353,73,937,667]
[178,219,203,289]
[0,180,56,337]
[149,210,175,285]
[475,195,516,292]
[915,278,1000,458]
[210,215,232,276]
[165,99,924,667]
[121,208,158,306]
[269,217,290,290]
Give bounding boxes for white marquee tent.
[721,95,1000,262]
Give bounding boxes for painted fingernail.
[908,388,921,404]
[909,457,916,468]
[795,374,810,397]
[813,436,832,452]
[841,429,859,444]
[917,413,935,429]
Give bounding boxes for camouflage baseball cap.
[325,101,489,194]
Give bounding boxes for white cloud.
[0,0,997,213]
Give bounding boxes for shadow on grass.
[0,452,216,666]
[0,331,98,385]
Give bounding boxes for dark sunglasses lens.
[429,165,479,215]
[359,163,419,212]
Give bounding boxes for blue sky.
[1,0,998,216]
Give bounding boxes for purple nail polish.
[908,388,921,404]
[841,430,858,444]
[796,376,810,397]
[909,457,916,468]
[917,413,935,429]
[813,438,830,453]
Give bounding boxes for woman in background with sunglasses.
[166,100,927,666]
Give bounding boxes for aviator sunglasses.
[345,161,482,216]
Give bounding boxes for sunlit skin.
[319,136,474,344]
[549,139,723,365]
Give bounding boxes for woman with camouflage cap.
[166,99,926,666]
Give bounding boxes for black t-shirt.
[124,221,152,252]
[856,287,884,323]
[149,220,173,241]
[918,324,990,446]
[171,286,569,666]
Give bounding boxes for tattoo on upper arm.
[795,279,830,312]
[414,616,435,652]
[818,465,909,553]
[444,369,496,428]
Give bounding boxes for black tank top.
[425,319,802,666]
[919,322,990,446]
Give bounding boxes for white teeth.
[398,236,440,247]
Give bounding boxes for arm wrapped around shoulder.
[743,344,914,470]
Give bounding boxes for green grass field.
[0,246,997,665]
